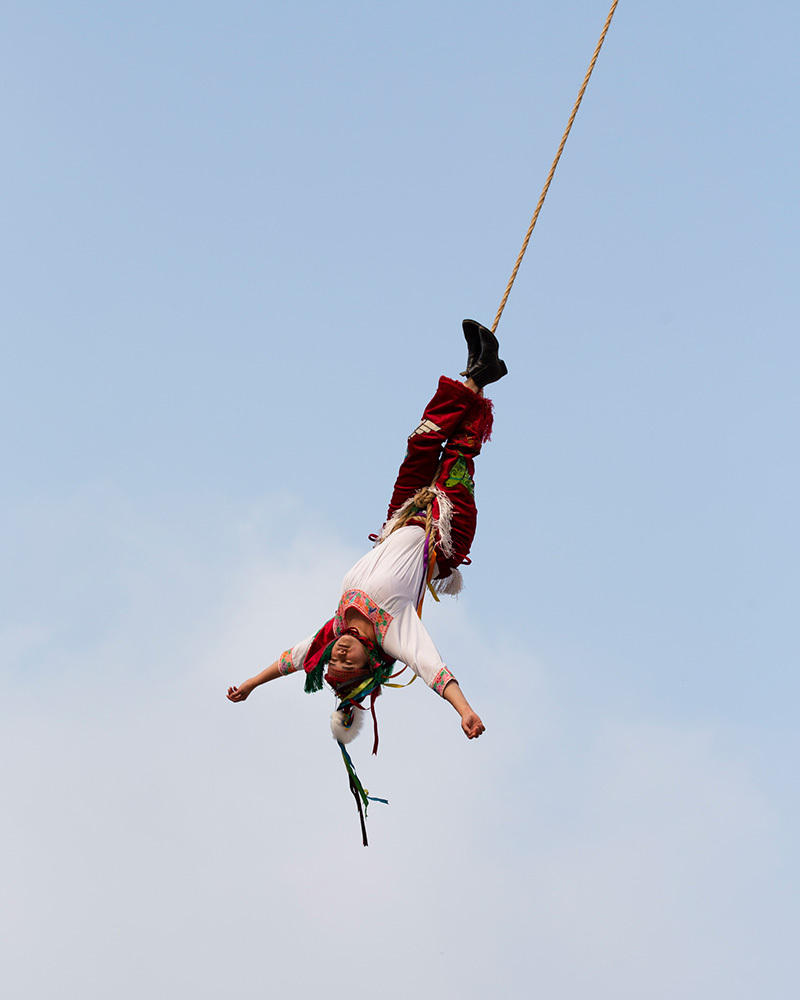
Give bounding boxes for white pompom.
[330,708,364,744]
[431,567,464,596]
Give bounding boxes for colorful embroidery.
[432,666,455,696]
[278,649,296,675]
[444,453,474,496]
[335,589,394,645]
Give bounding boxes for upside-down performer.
[227,320,508,843]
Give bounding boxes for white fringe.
[330,708,363,744]
[377,486,454,559]
[431,567,464,597]
[434,489,455,559]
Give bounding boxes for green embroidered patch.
[444,453,474,495]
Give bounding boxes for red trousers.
[385,377,494,578]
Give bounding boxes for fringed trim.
[434,488,455,559]
[475,395,494,444]
[304,660,325,693]
[431,567,463,597]
[377,485,454,559]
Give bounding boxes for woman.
[227,320,507,747]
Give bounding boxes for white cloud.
[0,488,797,999]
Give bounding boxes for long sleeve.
[279,634,316,675]
[381,603,456,696]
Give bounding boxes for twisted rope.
[384,486,437,537]
[381,485,441,612]
[491,0,620,335]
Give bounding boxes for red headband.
[324,629,380,689]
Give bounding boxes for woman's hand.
[226,659,285,703]
[460,711,485,739]
[226,679,255,702]
[442,679,485,739]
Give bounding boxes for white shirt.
[283,526,454,695]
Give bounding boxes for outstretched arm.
[442,679,485,739]
[226,659,284,702]
[380,607,484,738]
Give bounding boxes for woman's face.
[329,634,369,672]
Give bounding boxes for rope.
[380,485,441,616]
[491,0,620,335]
[391,487,437,531]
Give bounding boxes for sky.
[2,1,799,997]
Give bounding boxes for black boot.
[461,319,508,388]
[461,319,482,376]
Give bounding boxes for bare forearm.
[442,679,485,739]
[227,658,284,702]
[249,659,283,688]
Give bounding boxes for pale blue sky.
[2,2,798,997]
